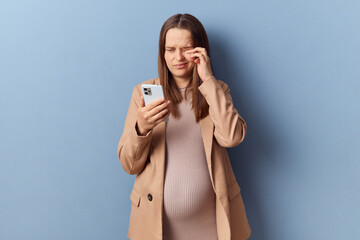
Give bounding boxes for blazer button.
[147,193,153,201]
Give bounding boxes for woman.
[117,13,251,240]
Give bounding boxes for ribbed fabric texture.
[163,87,218,240]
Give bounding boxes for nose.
[175,49,184,61]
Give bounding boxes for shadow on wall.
[208,30,285,240]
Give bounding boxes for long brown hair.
[158,13,210,122]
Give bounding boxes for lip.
[174,63,187,69]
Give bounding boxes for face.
[164,28,195,82]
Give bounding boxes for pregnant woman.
[117,13,251,240]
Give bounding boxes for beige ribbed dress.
[163,87,218,240]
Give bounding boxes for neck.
[173,76,191,89]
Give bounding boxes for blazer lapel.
[151,121,166,189]
[200,114,215,186]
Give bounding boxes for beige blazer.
[117,76,251,240]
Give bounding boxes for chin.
[173,68,193,78]
[174,73,192,80]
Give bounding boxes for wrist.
[136,121,149,136]
[202,75,215,82]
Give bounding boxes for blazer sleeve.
[117,85,153,175]
[198,76,247,148]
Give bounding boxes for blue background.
[1,0,359,239]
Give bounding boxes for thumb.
[140,95,145,108]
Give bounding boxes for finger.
[187,48,208,59]
[191,52,208,63]
[144,97,165,111]
[148,100,170,117]
[150,107,169,124]
[186,47,206,54]
[190,52,206,58]
[154,110,171,125]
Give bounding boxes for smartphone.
[141,84,169,122]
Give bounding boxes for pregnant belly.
[163,168,215,220]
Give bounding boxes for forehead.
[165,28,193,47]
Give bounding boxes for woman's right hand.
[136,96,171,136]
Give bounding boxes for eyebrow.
[165,45,194,48]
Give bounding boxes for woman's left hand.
[186,47,214,82]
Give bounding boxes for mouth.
[174,63,187,69]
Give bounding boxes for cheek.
[165,53,174,64]
[164,55,171,68]
[185,55,194,66]
[184,53,193,62]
